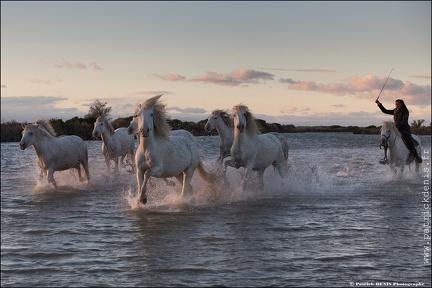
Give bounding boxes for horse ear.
[21,124,26,129]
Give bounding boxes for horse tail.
[197,161,217,185]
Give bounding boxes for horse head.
[137,95,170,139]
[127,117,138,135]
[205,110,221,132]
[19,123,36,150]
[92,116,114,138]
[232,105,258,136]
[380,121,397,148]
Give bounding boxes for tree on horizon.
[85,99,112,120]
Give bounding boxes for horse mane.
[382,120,400,137]
[96,116,115,135]
[212,109,233,127]
[133,102,142,117]
[141,94,171,139]
[34,119,56,137]
[233,105,259,136]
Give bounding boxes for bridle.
[379,130,392,165]
[379,131,392,149]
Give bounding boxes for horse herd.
[19,94,423,204]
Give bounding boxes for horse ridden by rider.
[375,99,422,164]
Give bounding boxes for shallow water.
[1,133,431,287]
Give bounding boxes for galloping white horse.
[134,94,215,204]
[205,109,289,168]
[204,110,234,165]
[379,120,422,177]
[224,105,287,191]
[92,116,135,172]
[19,119,90,188]
[127,107,199,187]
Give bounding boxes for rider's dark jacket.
[377,103,410,131]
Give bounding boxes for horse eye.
[244,113,247,117]
[133,115,137,118]
[151,113,154,117]
[214,117,217,120]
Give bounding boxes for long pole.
[376,68,395,101]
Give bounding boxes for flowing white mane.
[34,119,56,137]
[381,121,400,137]
[212,109,233,127]
[141,94,171,139]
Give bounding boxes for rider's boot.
[410,148,423,163]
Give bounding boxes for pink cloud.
[190,69,274,86]
[280,75,431,105]
[90,62,104,70]
[151,73,186,81]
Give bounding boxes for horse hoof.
[138,198,147,205]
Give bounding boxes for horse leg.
[120,155,126,168]
[242,165,254,192]
[136,169,146,204]
[181,170,194,198]
[223,159,237,187]
[81,159,91,183]
[113,157,119,172]
[257,169,265,191]
[76,166,84,182]
[104,156,111,172]
[39,169,46,180]
[128,151,136,172]
[47,168,58,188]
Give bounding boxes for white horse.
[224,105,287,191]
[127,109,198,187]
[134,94,216,204]
[379,120,422,177]
[205,110,289,168]
[19,119,90,188]
[204,109,234,165]
[92,116,135,172]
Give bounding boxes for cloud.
[152,69,276,87]
[280,106,312,115]
[263,68,337,73]
[54,59,104,71]
[333,104,347,108]
[150,73,186,81]
[31,79,52,85]
[90,62,104,70]
[55,60,87,69]
[280,76,431,106]
[190,69,274,86]
[167,106,207,114]
[0,96,81,122]
[1,96,68,106]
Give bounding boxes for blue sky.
[1,1,431,126]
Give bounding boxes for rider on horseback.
[375,99,422,163]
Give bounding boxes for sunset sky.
[1,1,431,126]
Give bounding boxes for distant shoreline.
[1,117,430,143]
